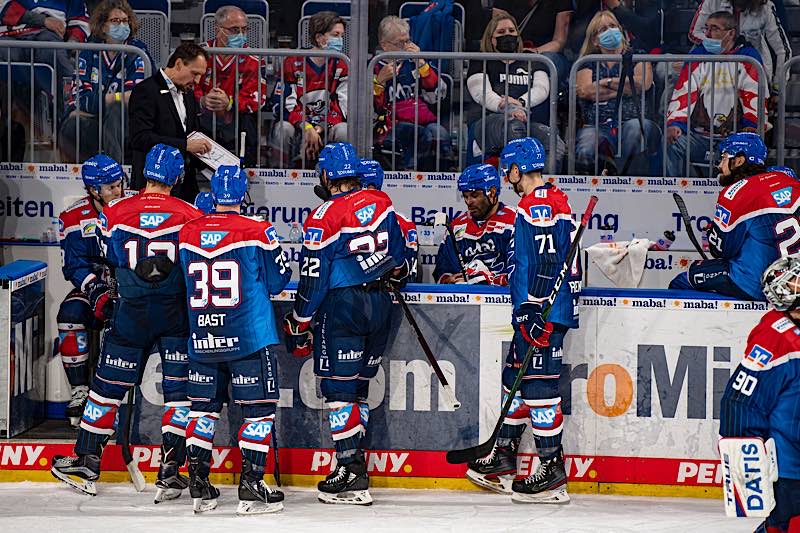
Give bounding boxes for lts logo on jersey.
[139,212,171,229]
[200,231,228,248]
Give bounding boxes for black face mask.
[496,35,519,53]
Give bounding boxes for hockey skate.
[51,454,100,496]
[188,459,219,513]
[465,441,517,494]
[65,386,89,428]
[511,453,570,504]
[236,459,284,515]
[317,453,372,505]
[154,461,189,504]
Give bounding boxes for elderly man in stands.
[665,11,767,177]
[372,15,453,171]
[194,5,265,166]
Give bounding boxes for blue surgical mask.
[703,37,723,54]
[107,23,130,42]
[326,36,344,52]
[598,27,623,50]
[227,33,246,48]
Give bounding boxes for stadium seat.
[301,0,351,17]
[128,0,170,68]
[0,63,56,155]
[200,0,269,49]
[298,15,352,54]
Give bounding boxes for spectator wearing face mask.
[271,10,348,166]
[194,5,266,166]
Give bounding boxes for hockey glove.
[85,279,114,322]
[464,259,509,286]
[282,312,313,358]
[513,303,553,348]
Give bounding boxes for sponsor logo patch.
[529,204,552,223]
[200,231,227,248]
[771,187,793,207]
[714,205,731,228]
[744,344,773,368]
[139,212,171,229]
[355,203,376,226]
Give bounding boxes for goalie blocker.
[719,437,778,518]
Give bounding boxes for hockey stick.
[392,287,461,410]
[272,422,281,487]
[433,212,468,280]
[445,195,598,465]
[672,192,708,260]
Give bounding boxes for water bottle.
[43,218,58,243]
[288,222,302,243]
[650,230,675,251]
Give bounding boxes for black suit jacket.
[128,70,201,200]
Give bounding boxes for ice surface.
[0,482,761,533]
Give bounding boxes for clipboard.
[187,131,240,170]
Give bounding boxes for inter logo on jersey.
[139,212,172,229]
[304,227,324,246]
[714,205,732,228]
[264,226,278,245]
[529,204,552,223]
[355,203,376,226]
[744,344,773,368]
[771,187,793,207]
[200,231,228,248]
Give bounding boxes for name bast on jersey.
[179,213,291,362]
[510,183,580,328]
[294,189,405,322]
[708,171,800,300]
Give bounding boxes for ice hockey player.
[282,142,405,505]
[669,132,800,300]
[194,191,214,214]
[433,163,515,286]
[356,158,418,285]
[57,154,125,426]
[719,255,800,532]
[178,165,291,514]
[51,144,202,500]
[465,137,580,503]
[768,166,799,181]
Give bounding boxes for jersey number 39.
[188,260,241,309]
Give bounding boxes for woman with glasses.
[60,0,153,163]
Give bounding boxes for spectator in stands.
[59,0,152,163]
[575,10,660,176]
[466,13,564,169]
[666,11,767,177]
[372,16,453,171]
[195,5,265,167]
[271,10,348,167]
[0,0,89,79]
[688,0,792,100]
[491,0,573,86]
[129,42,211,200]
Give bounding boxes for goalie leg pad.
[719,437,778,518]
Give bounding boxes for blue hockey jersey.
[720,309,800,479]
[509,183,579,328]
[58,195,103,291]
[0,0,88,40]
[433,203,515,285]
[292,188,405,323]
[179,213,291,362]
[708,171,800,300]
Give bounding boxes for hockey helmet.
[768,166,799,180]
[316,142,360,181]
[762,255,800,311]
[194,191,215,214]
[499,137,546,176]
[82,153,125,190]
[357,159,384,190]
[144,144,184,186]
[211,165,247,205]
[458,163,501,195]
[718,132,767,166]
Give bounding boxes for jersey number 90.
[188,260,241,309]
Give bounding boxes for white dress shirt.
[160,68,187,131]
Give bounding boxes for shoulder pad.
[741,310,800,371]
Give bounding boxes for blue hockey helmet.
[144,143,184,186]
[717,132,767,165]
[357,159,384,190]
[458,163,501,195]
[499,137,546,176]
[211,165,247,205]
[194,192,215,214]
[317,142,360,181]
[82,153,125,190]
[768,165,798,180]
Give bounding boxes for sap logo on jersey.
[529,204,552,223]
[82,400,112,423]
[139,212,171,229]
[744,344,772,368]
[242,420,272,439]
[714,205,732,228]
[200,231,228,248]
[355,203,376,226]
[771,187,793,207]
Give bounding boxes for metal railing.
[365,51,559,174]
[568,54,768,177]
[776,55,800,166]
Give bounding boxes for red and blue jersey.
[720,309,800,479]
[98,192,202,271]
[179,213,291,362]
[292,188,405,323]
[397,212,418,283]
[58,195,103,291]
[0,0,88,40]
[433,203,515,285]
[510,183,580,328]
[708,171,800,300]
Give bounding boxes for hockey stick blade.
[446,195,598,465]
[673,192,708,260]
[120,389,145,492]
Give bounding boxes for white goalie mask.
[762,255,800,311]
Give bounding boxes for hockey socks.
[161,404,190,465]
[58,323,90,387]
[186,411,219,513]
[526,398,564,460]
[328,401,369,465]
[75,391,119,457]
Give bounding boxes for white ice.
[0,482,761,533]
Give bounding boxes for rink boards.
[0,285,765,499]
